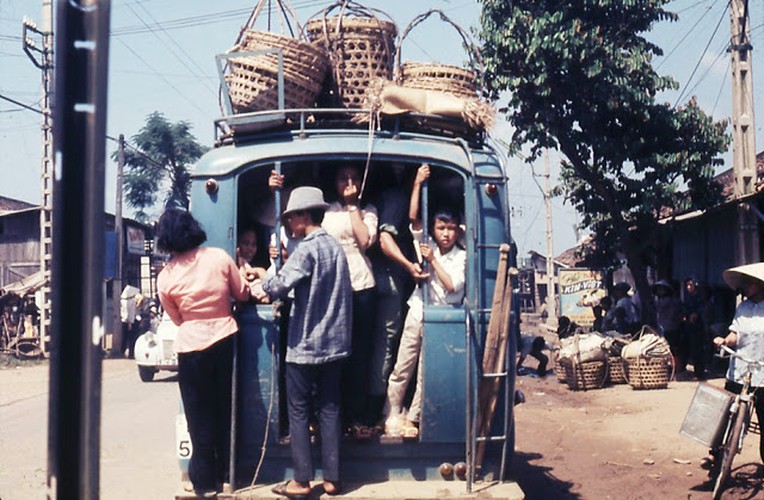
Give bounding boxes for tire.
[713,400,747,499]
[138,366,156,382]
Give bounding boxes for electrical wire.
[673,1,729,107]
[106,134,164,168]
[711,58,731,116]
[656,0,721,71]
[114,38,209,115]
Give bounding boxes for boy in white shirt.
[384,164,466,439]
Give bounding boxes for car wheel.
[138,366,156,382]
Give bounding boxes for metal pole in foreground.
[47,1,111,499]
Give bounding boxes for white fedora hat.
[723,262,764,290]
[282,186,329,217]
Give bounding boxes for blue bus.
[183,104,519,493]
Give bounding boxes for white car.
[134,313,178,382]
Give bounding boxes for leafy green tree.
[116,112,208,222]
[478,0,730,324]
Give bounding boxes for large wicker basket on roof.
[396,9,482,100]
[224,0,329,114]
[305,1,397,108]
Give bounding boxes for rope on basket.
[395,9,485,94]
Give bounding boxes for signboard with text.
[557,268,606,327]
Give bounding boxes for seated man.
[517,333,554,376]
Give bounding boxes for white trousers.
[384,301,424,423]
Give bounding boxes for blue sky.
[1,0,762,258]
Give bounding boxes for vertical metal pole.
[113,135,125,355]
[47,1,111,499]
[730,0,758,265]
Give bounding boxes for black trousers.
[286,360,342,483]
[178,335,234,491]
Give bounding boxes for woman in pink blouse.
[156,209,250,497]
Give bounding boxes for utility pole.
[23,0,54,356]
[113,135,125,356]
[544,149,557,322]
[730,0,758,265]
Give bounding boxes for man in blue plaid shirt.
[260,186,352,499]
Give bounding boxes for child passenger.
[236,227,269,304]
[383,164,466,439]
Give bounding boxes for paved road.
[0,358,182,500]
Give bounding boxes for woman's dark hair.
[155,208,207,254]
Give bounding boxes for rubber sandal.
[401,423,419,440]
[351,423,372,440]
[271,480,310,499]
[322,480,342,496]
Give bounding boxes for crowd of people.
[155,163,465,497]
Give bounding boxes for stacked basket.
[224,0,329,114]
[306,2,397,108]
[396,10,482,99]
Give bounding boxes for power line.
[106,134,164,168]
[0,93,42,114]
[656,0,722,70]
[114,37,209,115]
[673,1,729,107]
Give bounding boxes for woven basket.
[564,360,607,391]
[226,30,329,113]
[306,3,397,108]
[554,359,567,383]
[399,62,477,99]
[396,10,482,99]
[626,356,670,390]
[607,356,627,384]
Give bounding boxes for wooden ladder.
[473,243,515,479]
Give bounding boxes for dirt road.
[2,353,762,499]
[511,365,763,499]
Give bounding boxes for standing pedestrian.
[156,208,251,497]
[710,263,764,466]
[682,277,707,379]
[259,186,352,499]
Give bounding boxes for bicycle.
[708,344,764,499]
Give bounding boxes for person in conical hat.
[712,262,764,464]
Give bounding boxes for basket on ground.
[226,30,329,113]
[607,356,627,384]
[626,356,670,390]
[554,360,567,383]
[563,360,607,391]
[306,2,397,108]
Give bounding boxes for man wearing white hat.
[260,186,352,499]
[713,262,764,464]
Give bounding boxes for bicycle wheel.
[713,400,748,499]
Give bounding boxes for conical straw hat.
[722,262,764,290]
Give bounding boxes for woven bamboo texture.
[399,62,477,99]
[306,14,397,108]
[564,360,607,391]
[554,360,567,383]
[396,10,482,99]
[226,30,329,113]
[626,356,670,390]
[607,356,627,384]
